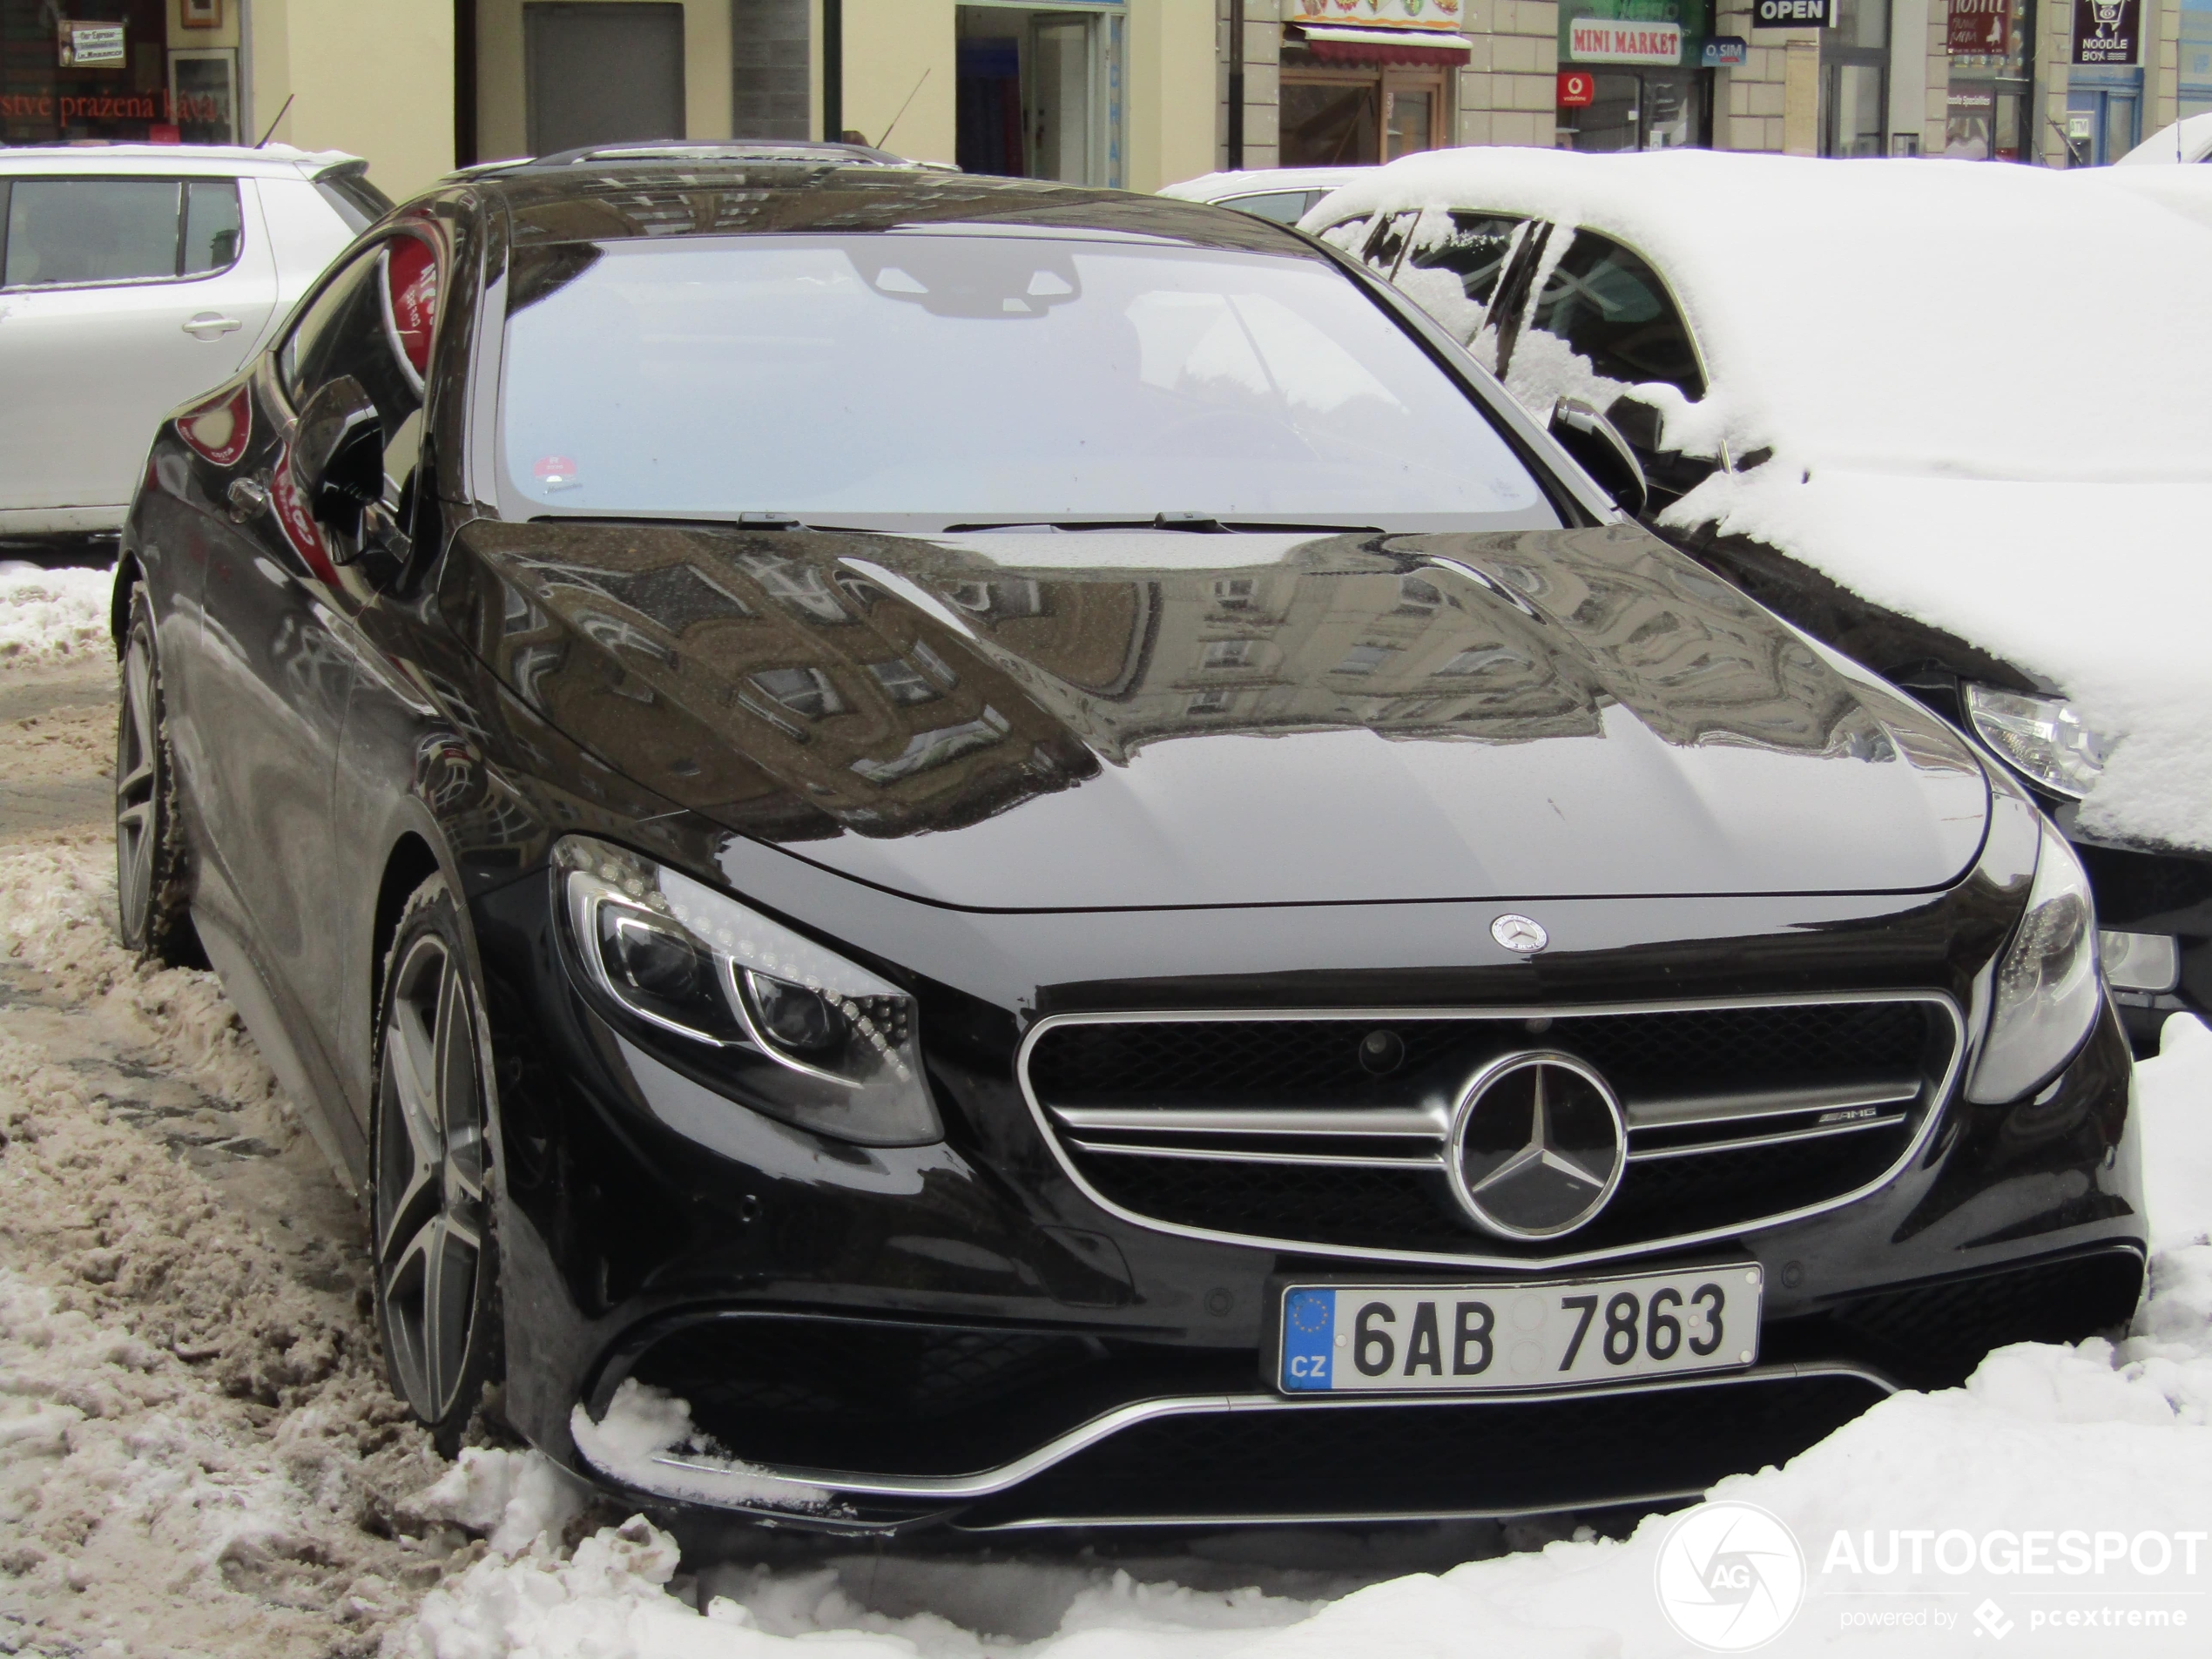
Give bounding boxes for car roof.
[1160,167,1372,203]
[473,158,1321,254]
[0,142,361,179]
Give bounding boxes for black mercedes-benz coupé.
[112,144,2142,1531]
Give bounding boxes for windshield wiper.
[944,514,1381,535]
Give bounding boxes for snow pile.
[0,562,112,671]
[569,1379,840,1514]
[1310,151,2212,850]
[0,1028,449,1655]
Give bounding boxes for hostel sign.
[1947,0,2013,54]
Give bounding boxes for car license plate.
[1278,1264,1763,1394]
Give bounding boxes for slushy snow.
[1311,149,2212,852]
[0,563,111,670]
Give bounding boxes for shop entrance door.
[1559,71,1698,150]
[954,8,1109,184]
[2067,84,2141,165]
[523,3,686,157]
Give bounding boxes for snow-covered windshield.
[497,234,1557,534]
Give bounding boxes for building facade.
[1213,0,2197,168]
[0,2,2195,208]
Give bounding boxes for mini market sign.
[1559,1,1707,67]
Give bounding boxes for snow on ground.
[1308,151,2212,852]
[0,564,111,671]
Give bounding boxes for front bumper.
[469,838,2144,1530]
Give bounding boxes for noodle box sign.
[57,22,126,68]
[2074,0,2139,63]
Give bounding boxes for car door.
[188,230,437,1104]
[0,172,278,521]
[1493,225,1717,508]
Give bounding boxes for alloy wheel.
[374,931,491,1425]
[113,629,161,946]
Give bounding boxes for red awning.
[1294,24,1473,66]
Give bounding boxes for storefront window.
[1946,0,2034,159]
[1554,1,1710,152]
[1820,0,1888,158]
[954,4,1118,185]
[1279,7,1460,170]
[2185,0,2212,122]
[1,0,239,145]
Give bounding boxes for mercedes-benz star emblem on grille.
[1448,1053,1626,1239]
[1490,914,1548,953]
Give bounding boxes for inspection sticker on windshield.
[1278,1264,1761,1394]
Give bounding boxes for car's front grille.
[1022,996,1962,1263]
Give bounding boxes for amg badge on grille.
[1449,1053,1626,1239]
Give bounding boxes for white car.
[0,144,388,550]
[1308,148,2212,1051]
[1158,166,1371,225]
[2115,112,2212,165]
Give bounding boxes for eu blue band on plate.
[1281,1287,1336,1390]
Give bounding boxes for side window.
[1315,213,1373,253]
[1359,209,1420,278]
[280,233,441,501]
[1526,231,1704,401]
[0,177,239,288]
[182,181,244,275]
[1402,212,1526,311]
[1218,191,1313,225]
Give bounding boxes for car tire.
[370,873,503,1454]
[114,586,196,964]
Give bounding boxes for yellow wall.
[247,0,455,200]
[1125,0,1211,193]
[842,0,955,160]
[474,0,734,161]
[239,0,1212,203]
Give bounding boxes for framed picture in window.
[169,49,239,143]
[181,0,223,28]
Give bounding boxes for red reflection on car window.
[386,237,440,376]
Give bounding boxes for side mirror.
[294,375,384,552]
[1548,397,1648,520]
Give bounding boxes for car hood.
[441,520,1989,910]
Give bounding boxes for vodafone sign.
[1567,19,1683,63]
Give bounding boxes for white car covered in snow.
[2116,111,2212,165]
[1307,149,2212,1049]
[0,144,388,554]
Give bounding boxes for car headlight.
[553,835,940,1146]
[1966,820,2102,1104]
[1964,685,2108,799]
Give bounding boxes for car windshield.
[497,233,1557,533]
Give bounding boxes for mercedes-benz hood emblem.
[1449,1052,1626,1238]
[1491,914,1548,953]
